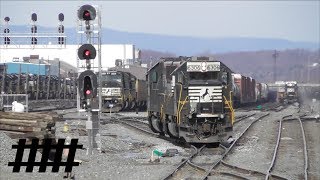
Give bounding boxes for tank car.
[147,56,234,144]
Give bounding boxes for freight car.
[231,74,257,106]
[147,56,234,144]
[0,74,76,100]
[275,81,286,103]
[100,71,147,112]
[256,83,269,102]
[231,74,269,107]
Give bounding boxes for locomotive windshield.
[103,74,122,82]
[101,73,122,87]
[189,72,218,80]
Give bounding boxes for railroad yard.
[0,97,319,180]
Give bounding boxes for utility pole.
[272,50,279,83]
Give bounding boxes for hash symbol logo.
[8,138,83,173]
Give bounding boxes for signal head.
[4,17,10,22]
[58,13,64,22]
[78,5,96,21]
[31,13,37,22]
[78,44,96,60]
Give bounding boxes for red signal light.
[83,10,90,18]
[84,50,90,57]
[86,90,91,95]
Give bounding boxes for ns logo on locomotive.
[147,56,235,144]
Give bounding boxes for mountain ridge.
[3,25,319,55]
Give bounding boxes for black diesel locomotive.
[101,70,147,112]
[147,56,234,144]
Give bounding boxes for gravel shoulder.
[303,120,320,180]
[272,120,304,179]
[222,106,298,174]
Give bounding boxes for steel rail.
[162,145,204,180]
[201,113,270,180]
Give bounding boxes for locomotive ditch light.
[78,44,96,60]
[78,5,96,21]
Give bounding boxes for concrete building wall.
[0,44,136,71]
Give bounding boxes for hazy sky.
[0,1,319,43]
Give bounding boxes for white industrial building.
[0,44,141,71]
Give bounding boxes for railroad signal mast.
[76,4,102,155]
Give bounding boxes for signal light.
[4,16,10,22]
[4,28,9,33]
[31,13,37,22]
[31,25,37,33]
[78,44,96,60]
[78,70,97,100]
[58,13,64,22]
[84,50,90,57]
[81,101,88,109]
[78,5,96,21]
[31,37,37,45]
[4,37,10,45]
[58,25,64,33]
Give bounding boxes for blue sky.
[0,1,319,43]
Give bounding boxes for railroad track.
[265,114,308,180]
[199,113,271,179]
[162,113,288,180]
[162,145,225,180]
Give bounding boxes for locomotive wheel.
[130,100,136,110]
[148,115,163,134]
[167,122,179,138]
[124,100,129,110]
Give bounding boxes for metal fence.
[0,94,28,112]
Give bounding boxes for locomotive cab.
[285,81,298,103]
[101,71,124,111]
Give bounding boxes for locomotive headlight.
[220,114,224,119]
[201,62,207,72]
[114,99,118,103]
[188,114,193,119]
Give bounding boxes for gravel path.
[55,119,190,180]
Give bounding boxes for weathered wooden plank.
[0,124,42,132]
[4,131,46,139]
[0,112,54,121]
[0,119,38,126]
